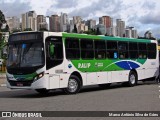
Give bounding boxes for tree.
[0,10,6,30]
[72,24,78,33]
[23,28,32,31]
[96,27,101,35]
[1,24,9,32]
[12,29,21,33]
[0,10,8,59]
[39,28,48,31]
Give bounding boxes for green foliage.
[83,28,96,35]
[96,27,101,35]
[39,28,48,31]
[0,10,6,30]
[72,24,78,33]
[0,34,7,59]
[24,28,32,31]
[12,29,21,33]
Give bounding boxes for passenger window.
[147,43,156,59]
[81,39,94,59]
[138,43,147,59]
[118,42,128,59]
[129,42,138,59]
[107,41,118,59]
[65,38,80,59]
[95,40,106,59]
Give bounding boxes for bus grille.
[8,80,33,87]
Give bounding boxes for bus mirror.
[49,43,54,57]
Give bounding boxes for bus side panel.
[97,72,108,84]
[110,71,129,83]
[32,75,49,89]
[145,59,158,79]
[137,68,145,80]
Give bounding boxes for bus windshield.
[7,42,44,68]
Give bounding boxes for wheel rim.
[68,79,78,93]
[130,74,136,85]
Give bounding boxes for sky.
[0,0,160,38]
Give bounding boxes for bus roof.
[62,33,153,43]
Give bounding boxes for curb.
[0,84,6,87]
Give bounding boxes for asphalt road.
[0,81,159,120]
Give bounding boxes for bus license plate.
[17,83,23,86]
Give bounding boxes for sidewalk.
[0,73,6,86]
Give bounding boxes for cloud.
[46,0,78,16]
[142,0,156,9]
[69,0,124,19]
[139,12,160,25]
[54,0,78,8]
[0,0,32,17]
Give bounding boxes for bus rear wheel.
[64,75,81,94]
[128,71,137,87]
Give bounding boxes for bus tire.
[128,71,137,87]
[64,75,81,94]
[35,89,50,94]
[99,83,111,89]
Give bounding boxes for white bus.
[6,32,159,94]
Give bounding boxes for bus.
[6,32,159,94]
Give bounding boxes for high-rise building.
[60,13,69,32]
[116,19,125,37]
[132,29,138,38]
[106,26,117,36]
[125,27,138,38]
[86,19,96,29]
[50,15,60,32]
[6,16,20,32]
[99,16,112,28]
[94,24,106,35]
[37,15,48,31]
[125,29,132,38]
[22,11,37,31]
[73,16,82,24]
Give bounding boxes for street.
[0,80,159,120]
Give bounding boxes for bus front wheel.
[64,75,81,94]
[128,71,137,87]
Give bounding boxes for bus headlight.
[34,72,44,81]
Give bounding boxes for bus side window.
[138,43,147,59]
[81,39,94,59]
[107,41,118,59]
[65,38,80,59]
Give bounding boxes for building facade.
[37,15,48,31]
[6,16,20,32]
[22,11,37,31]
[116,19,125,37]
[49,15,60,32]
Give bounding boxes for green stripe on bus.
[63,33,151,43]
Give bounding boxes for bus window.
[129,42,138,59]
[81,39,94,59]
[65,38,80,59]
[107,41,118,59]
[46,37,63,70]
[95,40,106,59]
[118,42,128,59]
[138,43,147,59]
[147,43,156,59]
